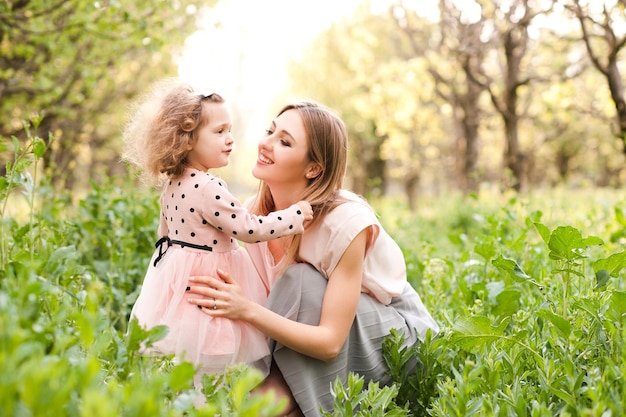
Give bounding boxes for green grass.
[2,135,625,416]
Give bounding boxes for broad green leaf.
[548,226,584,261]
[547,226,603,261]
[536,309,571,337]
[168,362,195,392]
[493,289,521,318]
[534,222,550,244]
[145,325,169,347]
[0,176,8,193]
[582,236,604,247]
[594,269,611,289]
[607,291,626,322]
[572,298,602,323]
[32,139,46,158]
[475,241,496,261]
[492,255,532,282]
[450,316,512,351]
[615,207,626,226]
[592,251,626,278]
[45,245,80,269]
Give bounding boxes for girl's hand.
[187,269,251,320]
[295,200,313,222]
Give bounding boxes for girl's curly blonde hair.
[122,78,224,186]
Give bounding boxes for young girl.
[122,80,312,382]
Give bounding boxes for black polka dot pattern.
[160,169,306,250]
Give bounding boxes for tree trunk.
[348,126,386,197]
[458,72,482,194]
[606,59,626,153]
[403,173,420,212]
[500,17,530,192]
[503,113,528,192]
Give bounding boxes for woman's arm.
[187,229,367,362]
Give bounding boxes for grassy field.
[1,138,625,416]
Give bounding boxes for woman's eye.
[280,139,291,147]
[265,129,273,135]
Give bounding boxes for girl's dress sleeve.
[199,176,306,243]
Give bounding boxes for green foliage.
[382,329,445,416]
[380,190,626,416]
[321,373,408,417]
[0,133,277,416]
[1,0,212,189]
[200,365,287,416]
[2,132,626,415]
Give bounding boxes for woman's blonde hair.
[122,78,224,185]
[251,101,350,268]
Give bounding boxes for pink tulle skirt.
[130,245,271,377]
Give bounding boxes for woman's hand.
[187,269,253,320]
[187,229,366,362]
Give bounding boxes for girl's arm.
[187,229,367,362]
[199,178,312,243]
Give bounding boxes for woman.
[187,101,439,416]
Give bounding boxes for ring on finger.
[212,298,217,310]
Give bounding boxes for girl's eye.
[280,139,291,147]
[265,128,273,135]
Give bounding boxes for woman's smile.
[258,153,274,165]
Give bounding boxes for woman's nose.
[258,134,271,150]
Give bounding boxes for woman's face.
[252,109,314,190]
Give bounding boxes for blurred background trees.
[287,0,626,207]
[1,0,625,209]
[0,0,211,189]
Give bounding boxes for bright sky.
[176,0,379,189]
[177,0,400,141]
[175,0,434,191]
[178,1,357,122]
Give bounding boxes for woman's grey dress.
[267,264,436,416]
[246,191,439,417]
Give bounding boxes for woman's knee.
[272,263,326,297]
[282,263,325,284]
[267,263,327,324]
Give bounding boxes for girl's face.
[253,109,314,191]
[187,102,234,171]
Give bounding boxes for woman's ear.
[305,163,322,179]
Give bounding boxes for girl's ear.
[305,163,322,179]
[186,134,195,151]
